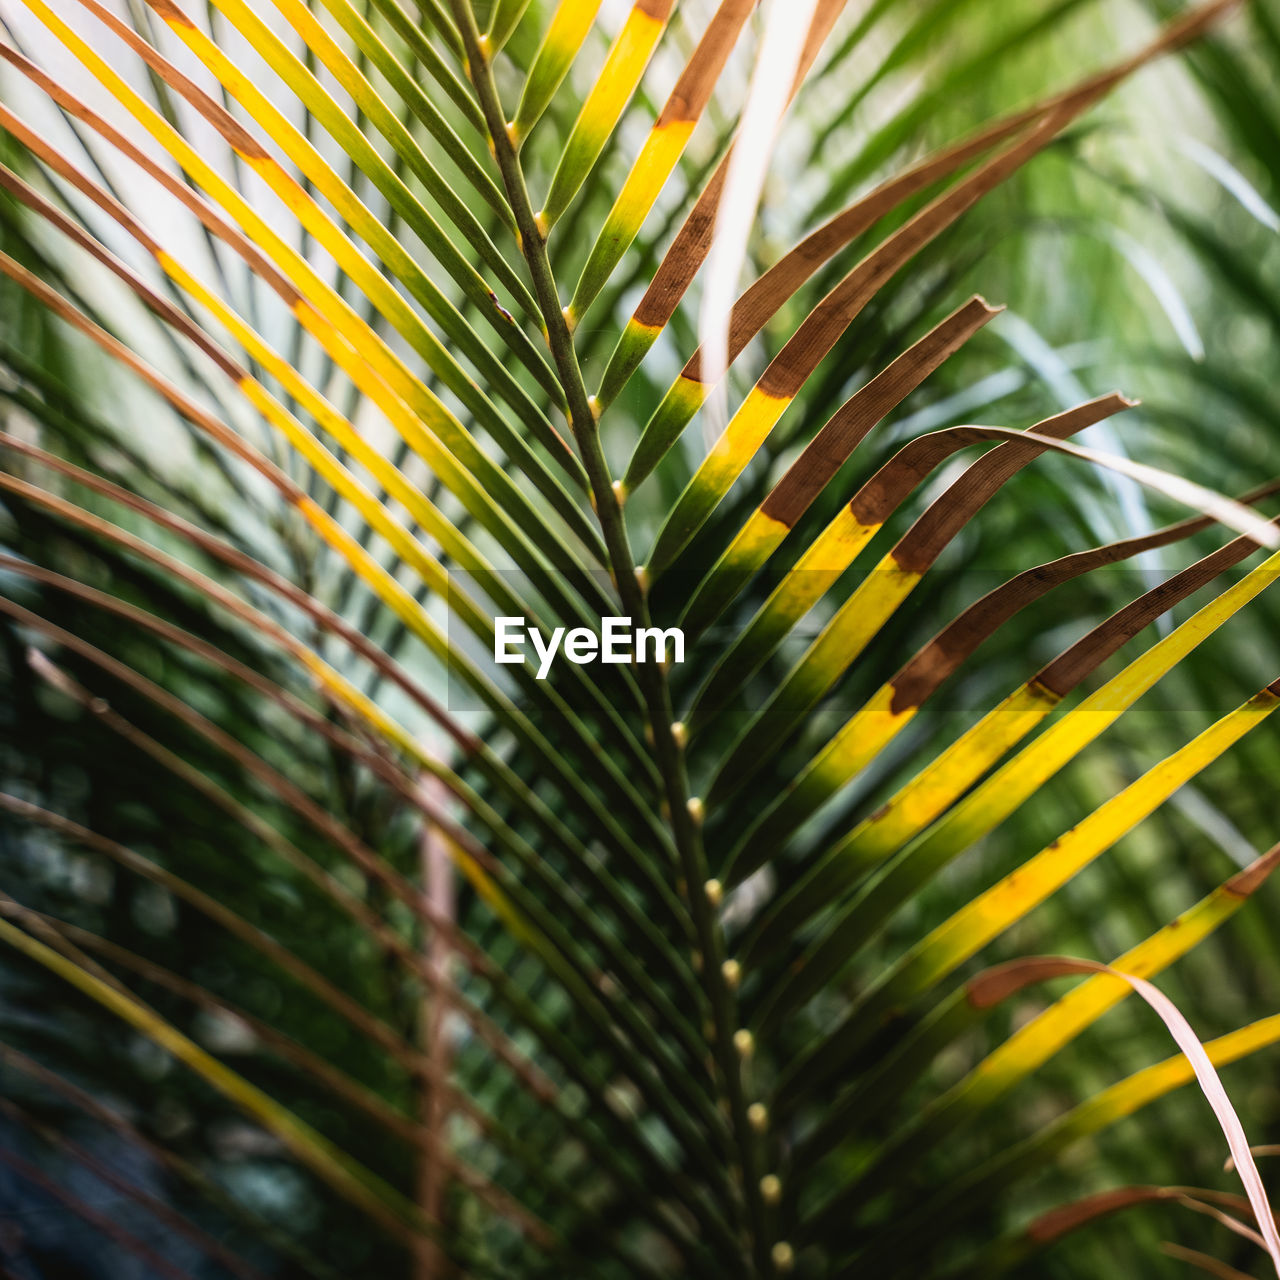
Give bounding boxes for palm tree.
[2,0,1280,1275]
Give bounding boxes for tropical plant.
[3,0,1280,1276]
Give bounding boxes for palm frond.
[3,0,1280,1276]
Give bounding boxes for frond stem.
[448,10,771,1273]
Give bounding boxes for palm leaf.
[3,1,1279,1276]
